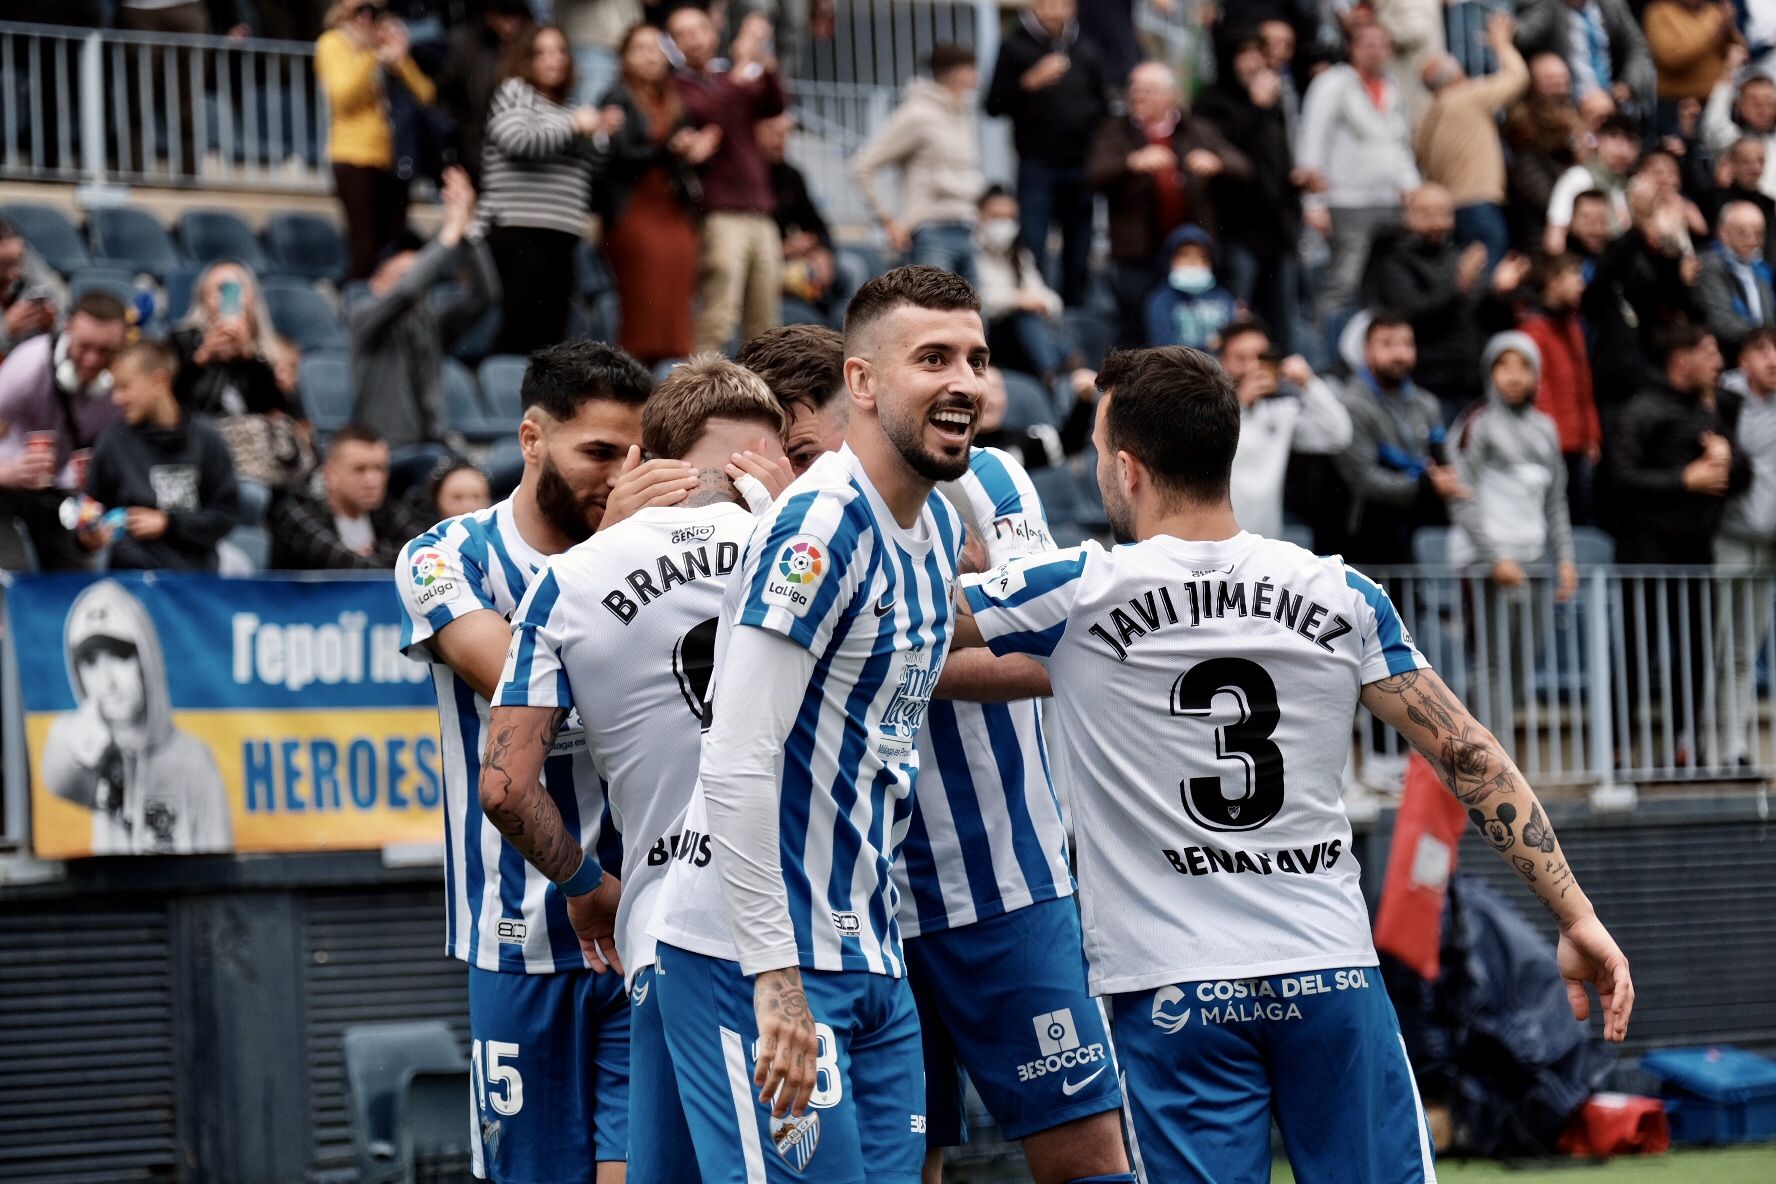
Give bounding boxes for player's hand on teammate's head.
[727,438,796,512]
[599,446,699,532]
[565,873,625,977]
[1556,913,1634,1042]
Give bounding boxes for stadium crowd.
[1,0,1775,593]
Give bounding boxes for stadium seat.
[1000,370,1054,432]
[221,525,269,572]
[477,355,526,429]
[0,202,91,276]
[177,209,269,272]
[1028,463,1086,539]
[264,279,347,353]
[1062,308,1113,370]
[162,262,202,323]
[342,1021,466,1184]
[87,206,183,280]
[404,1069,473,1179]
[299,350,354,434]
[67,267,140,311]
[444,358,502,442]
[486,436,524,498]
[263,212,347,283]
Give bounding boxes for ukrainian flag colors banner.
[9,572,444,859]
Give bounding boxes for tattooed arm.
[1361,668,1634,1041]
[478,704,624,975]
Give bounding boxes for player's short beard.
[882,394,974,482]
[535,451,596,545]
[1102,480,1136,545]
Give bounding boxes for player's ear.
[518,410,546,461]
[843,356,876,412]
[1116,449,1144,504]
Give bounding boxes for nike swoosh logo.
[873,594,895,617]
[1060,1066,1107,1096]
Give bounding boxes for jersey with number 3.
[962,531,1427,995]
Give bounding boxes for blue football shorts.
[626,964,703,1184]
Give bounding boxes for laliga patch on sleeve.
[409,547,460,609]
[760,533,828,617]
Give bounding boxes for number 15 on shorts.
[472,1039,525,1117]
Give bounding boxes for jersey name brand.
[1086,578,1354,662]
[601,542,741,625]
[1163,839,1345,877]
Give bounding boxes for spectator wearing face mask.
[1143,225,1237,352]
[974,185,1072,385]
[1697,200,1776,360]
[0,291,128,569]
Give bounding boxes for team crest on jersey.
[761,534,827,617]
[409,548,457,607]
[770,1111,820,1172]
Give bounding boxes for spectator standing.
[1520,253,1604,524]
[269,424,426,569]
[601,23,713,366]
[436,0,533,184]
[1645,0,1741,122]
[1415,11,1529,267]
[1504,55,1585,249]
[81,340,240,572]
[1144,225,1238,351]
[983,0,1109,307]
[1329,313,1468,564]
[1702,137,1776,243]
[1567,188,1618,276]
[974,186,1071,384]
[1088,61,1251,346]
[1513,0,1654,116]
[317,1,437,279]
[1218,320,1352,540]
[0,292,127,569]
[348,167,496,453]
[1294,22,1421,324]
[852,45,986,284]
[670,6,788,355]
[759,116,840,323]
[1698,201,1776,359]
[1361,184,1491,417]
[1194,32,1303,353]
[1585,174,1706,424]
[0,218,63,360]
[1545,114,1639,252]
[480,24,619,357]
[170,262,311,511]
[1703,48,1776,196]
[1713,327,1776,765]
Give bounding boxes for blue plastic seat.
[177,209,269,272]
[264,279,347,353]
[476,355,527,431]
[67,267,140,310]
[87,206,182,280]
[444,359,502,442]
[1061,307,1112,369]
[0,202,90,276]
[299,350,355,434]
[1000,370,1055,431]
[263,212,347,283]
[162,262,203,323]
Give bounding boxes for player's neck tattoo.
[685,467,740,510]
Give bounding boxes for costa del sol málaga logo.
[778,540,825,585]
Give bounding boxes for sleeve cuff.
[737,946,803,977]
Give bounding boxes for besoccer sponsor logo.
[1016,1008,1108,1083]
[778,540,824,584]
[771,1111,820,1172]
[1151,985,1191,1033]
[410,548,456,607]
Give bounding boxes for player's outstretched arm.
[1361,668,1634,1041]
[934,648,1052,701]
[479,704,624,975]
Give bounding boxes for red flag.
[1373,751,1470,979]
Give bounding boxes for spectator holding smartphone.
[0,218,64,360]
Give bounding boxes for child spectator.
[1143,226,1237,351]
[1519,253,1603,523]
[82,340,241,571]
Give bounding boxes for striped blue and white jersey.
[961,532,1427,994]
[650,446,965,977]
[397,499,620,975]
[493,502,754,985]
[896,447,1074,937]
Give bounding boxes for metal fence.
[1358,565,1776,787]
[1,22,330,192]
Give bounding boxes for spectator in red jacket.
[1520,252,1603,525]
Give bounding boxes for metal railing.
[1,22,329,192]
[1358,565,1776,787]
